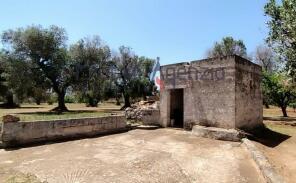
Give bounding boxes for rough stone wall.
[160,56,236,129]
[141,109,160,126]
[184,57,236,129]
[160,55,262,130]
[160,90,170,127]
[1,115,126,147]
[234,56,263,130]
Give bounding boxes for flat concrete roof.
[161,55,261,69]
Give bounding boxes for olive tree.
[2,25,72,111]
[262,72,296,117]
[70,36,111,107]
[265,0,296,80]
[207,36,247,58]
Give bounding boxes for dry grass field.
[0,102,122,122]
[0,104,295,182]
[263,106,296,118]
[257,106,296,183]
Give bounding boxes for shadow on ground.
[0,104,45,110]
[17,110,100,115]
[17,109,121,115]
[263,116,296,122]
[249,126,291,148]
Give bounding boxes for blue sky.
[0,0,268,65]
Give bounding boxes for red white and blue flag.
[150,57,163,90]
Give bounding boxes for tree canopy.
[262,71,296,117]
[207,36,247,58]
[265,0,296,79]
[254,45,277,72]
[0,25,156,111]
[2,25,72,111]
[70,36,111,107]
[110,46,155,109]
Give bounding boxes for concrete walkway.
[0,128,264,183]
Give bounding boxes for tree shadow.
[263,116,296,122]
[0,103,19,109]
[0,104,45,109]
[17,106,45,109]
[17,110,100,115]
[247,126,291,148]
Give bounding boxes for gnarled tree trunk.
[121,92,131,110]
[281,106,288,117]
[51,90,68,112]
[2,92,18,108]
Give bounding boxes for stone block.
[1,115,127,147]
[192,125,245,142]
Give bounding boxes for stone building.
[159,55,262,131]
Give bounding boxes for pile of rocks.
[2,115,20,123]
[125,100,159,121]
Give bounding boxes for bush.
[47,94,57,105]
[64,95,76,103]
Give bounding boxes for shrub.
[64,95,76,103]
[47,94,57,105]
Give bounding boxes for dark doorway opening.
[170,89,184,128]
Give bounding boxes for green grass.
[0,103,122,122]
[17,111,109,122]
[265,123,296,136]
[263,106,296,118]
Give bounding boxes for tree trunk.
[142,92,147,101]
[52,91,68,112]
[86,96,98,107]
[264,103,270,109]
[115,96,121,106]
[121,92,131,110]
[281,106,288,117]
[35,98,41,105]
[3,92,18,108]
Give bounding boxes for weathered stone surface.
[125,100,160,125]
[0,129,265,183]
[2,115,20,123]
[242,138,285,183]
[160,55,263,131]
[1,115,127,147]
[141,109,160,125]
[191,125,245,142]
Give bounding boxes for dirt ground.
[251,107,296,183]
[253,121,296,183]
[0,129,264,183]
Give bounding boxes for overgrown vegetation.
[262,0,296,116]
[0,25,155,112]
[262,72,295,117]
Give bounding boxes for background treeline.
[0,25,156,111]
[206,36,296,117]
[1,0,296,117]
[205,0,296,117]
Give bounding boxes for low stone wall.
[141,109,160,126]
[1,115,127,147]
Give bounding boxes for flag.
[150,57,162,90]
